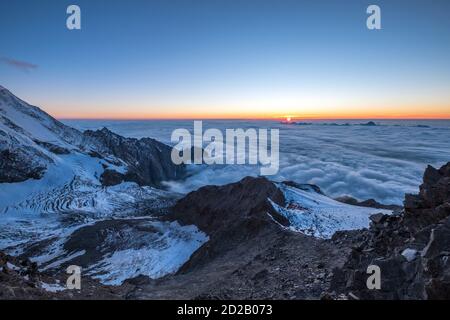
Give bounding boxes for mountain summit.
[0,85,184,186]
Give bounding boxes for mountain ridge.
[0,85,184,186]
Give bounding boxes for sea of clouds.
[64,119,450,205]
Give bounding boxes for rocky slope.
[0,86,80,183]
[1,175,389,299]
[82,127,184,187]
[1,163,449,299]
[122,164,450,300]
[0,250,129,299]
[330,162,450,299]
[118,177,389,299]
[125,178,351,299]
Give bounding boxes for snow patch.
[40,282,66,293]
[401,248,418,262]
[41,250,86,271]
[6,262,20,271]
[86,222,208,285]
[270,183,392,238]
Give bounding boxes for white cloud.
[66,120,450,205]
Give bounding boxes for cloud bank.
[66,119,450,205]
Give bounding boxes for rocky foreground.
[330,162,450,299]
[1,162,449,300]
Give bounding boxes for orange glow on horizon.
[56,110,450,121]
[43,97,450,121]
[58,115,450,121]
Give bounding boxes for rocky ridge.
[0,85,184,186]
[330,162,450,299]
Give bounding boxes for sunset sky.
[1,0,450,120]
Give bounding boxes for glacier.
[0,85,207,285]
[269,183,392,239]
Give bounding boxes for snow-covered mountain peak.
[0,87,89,184]
[0,86,184,186]
[0,89,200,287]
[0,86,82,148]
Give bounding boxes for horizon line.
[58,116,450,121]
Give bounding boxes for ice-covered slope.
[0,86,132,215]
[0,86,82,148]
[270,183,392,238]
[3,216,208,286]
[0,86,85,183]
[0,85,185,215]
[0,86,204,285]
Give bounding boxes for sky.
[0,0,450,119]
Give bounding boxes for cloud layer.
[66,119,450,205]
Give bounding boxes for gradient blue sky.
[1,0,450,119]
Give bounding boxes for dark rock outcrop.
[283,181,324,195]
[171,176,287,235]
[360,121,377,126]
[0,250,128,300]
[330,162,450,299]
[0,148,47,182]
[335,195,402,211]
[167,177,288,270]
[100,169,125,186]
[33,139,71,155]
[82,128,185,187]
[130,177,348,299]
